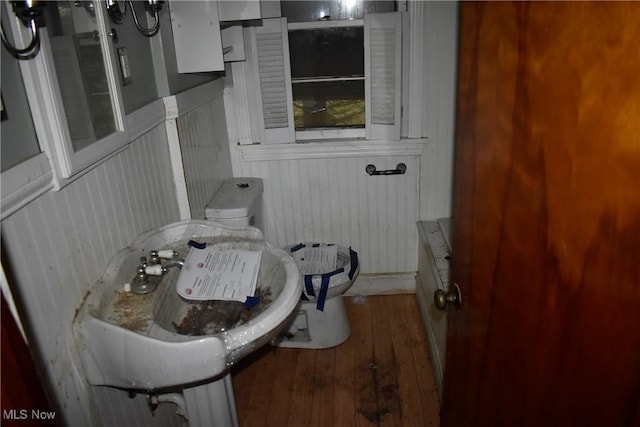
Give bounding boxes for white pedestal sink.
[73,220,302,425]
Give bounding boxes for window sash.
[292,76,365,84]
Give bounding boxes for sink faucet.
[131,250,184,294]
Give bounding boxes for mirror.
[44,1,121,153]
[0,1,41,172]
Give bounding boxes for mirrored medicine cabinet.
[3,0,127,181]
[42,0,127,178]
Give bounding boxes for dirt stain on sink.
[174,287,272,335]
[111,291,153,332]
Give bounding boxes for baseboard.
[345,272,417,296]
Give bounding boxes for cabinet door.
[1,295,53,419]
[218,1,281,21]
[170,1,224,73]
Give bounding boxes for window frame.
[288,19,367,141]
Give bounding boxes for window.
[289,25,365,131]
[250,1,401,143]
[280,1,396,23]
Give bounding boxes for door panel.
[1,294,53,422]
[444,2,640,426]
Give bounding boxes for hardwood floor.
[231,294,440,426]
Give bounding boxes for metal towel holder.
[365,163,407,176]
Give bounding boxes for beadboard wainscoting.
[173,85,233,219]
[1,124,182,426]
[232,141,424,294]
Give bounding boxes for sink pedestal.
[183,373,238,427]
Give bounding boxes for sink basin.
[73,220,302,390]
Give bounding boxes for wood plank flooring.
[231,294,440,426]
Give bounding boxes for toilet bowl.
[205,178,360,349]
[286,243,359,307]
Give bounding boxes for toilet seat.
[286,243,359,311]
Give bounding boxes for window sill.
[238,138,427,161]
[295,128,365,141]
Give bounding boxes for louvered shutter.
[365,12,402,141]
[254,18,295,144]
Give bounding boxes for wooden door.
[1,294,53,425]
[443,2,640,426]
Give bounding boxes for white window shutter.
[253,18,295,144]
[365,12,402,141]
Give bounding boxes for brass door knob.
[434,283,462,311]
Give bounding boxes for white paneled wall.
[234,149,421,275]
[177,92,233,219]
[1,125,181,426]
[420,1,459,220]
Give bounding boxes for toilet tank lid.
[205,178,263,219]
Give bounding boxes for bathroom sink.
[73,220,302,390]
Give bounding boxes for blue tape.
[290,243,305,252]
[317,275,330,311]
[315,268,344,311]
[348,247,359,280]
[188,240,206,249]
[295,243,359,311]
[244,295,260,308]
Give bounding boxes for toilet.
[205,178,360,349]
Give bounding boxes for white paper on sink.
[291,245,337,275]
[176,248,262,301]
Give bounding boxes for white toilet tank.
[205,178,264,231]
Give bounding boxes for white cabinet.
[218,1,281,21]
[170,1,281,73]
[170,1,224,73]
[416,220,450,401]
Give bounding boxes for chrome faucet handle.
[144,265,165,276]
[136,257,152,281]
[131,256,162,295]
[151,249,178,259]
[148,251,161,265]
[149,249,177,265]
[136,263,147,280]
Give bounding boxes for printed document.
[176,248,262,301]
[291,245,338,275]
